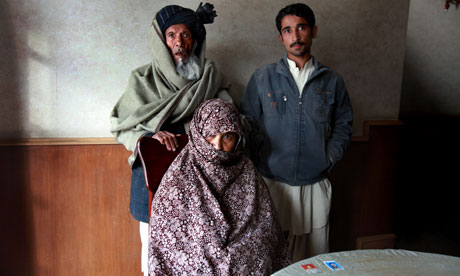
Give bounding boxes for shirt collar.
[287,57,313,72]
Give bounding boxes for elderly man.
[110,3,233,275]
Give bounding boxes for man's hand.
[152,131,181,151]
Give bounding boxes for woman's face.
[205,132,238,152]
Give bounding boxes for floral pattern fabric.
[148,99,291,275]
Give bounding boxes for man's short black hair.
[276,3,315,33]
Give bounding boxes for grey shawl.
[110,19,233,165]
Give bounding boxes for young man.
[241,3,353,261]
[110,3,234,275]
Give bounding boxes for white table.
[272,249,460,276]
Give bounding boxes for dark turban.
[156,2,217,46]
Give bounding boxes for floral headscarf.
[148,99,291,275]
[189,98,242,165]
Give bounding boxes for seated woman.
[148,99,291,275]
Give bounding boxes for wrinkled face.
[165,24,194,64]
[278,15,317,59]
[205,132,238,152]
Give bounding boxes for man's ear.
[278,32,283,43]
[312,26,318,38]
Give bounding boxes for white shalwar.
[140,222,149,276]
[264,177,332,262]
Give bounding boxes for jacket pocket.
[311,88,335,123]
[263,90,287,117]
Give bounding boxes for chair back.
[136,135,188,218]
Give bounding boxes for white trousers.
[288,225,329,262]
[140,222,149,276]
[264,177,332,262]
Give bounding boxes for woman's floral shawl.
[148,99,291,275]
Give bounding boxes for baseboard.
[356,233,396,249]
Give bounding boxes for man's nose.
[175,36,183,47]
[294,29,301,40]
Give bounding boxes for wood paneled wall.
[329,121,403,252]
[0,121,402,275]
[0,143,139,276]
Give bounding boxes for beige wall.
[400,0,460,117]
[0,0,410,138]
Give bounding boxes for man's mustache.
[174,48,187,54]
[290,41,305,48]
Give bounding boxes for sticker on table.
[324,260,344,271]
[301,263,321,274]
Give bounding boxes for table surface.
[272,249,460,276]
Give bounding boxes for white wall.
[0,0,410,138]
[400,0,460,117]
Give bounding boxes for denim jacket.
[241,56,353,186]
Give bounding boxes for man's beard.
[176,54,201,81]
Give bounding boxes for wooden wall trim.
[352,120,403,142]
[0,120,403,146]
[0,137,117,146]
